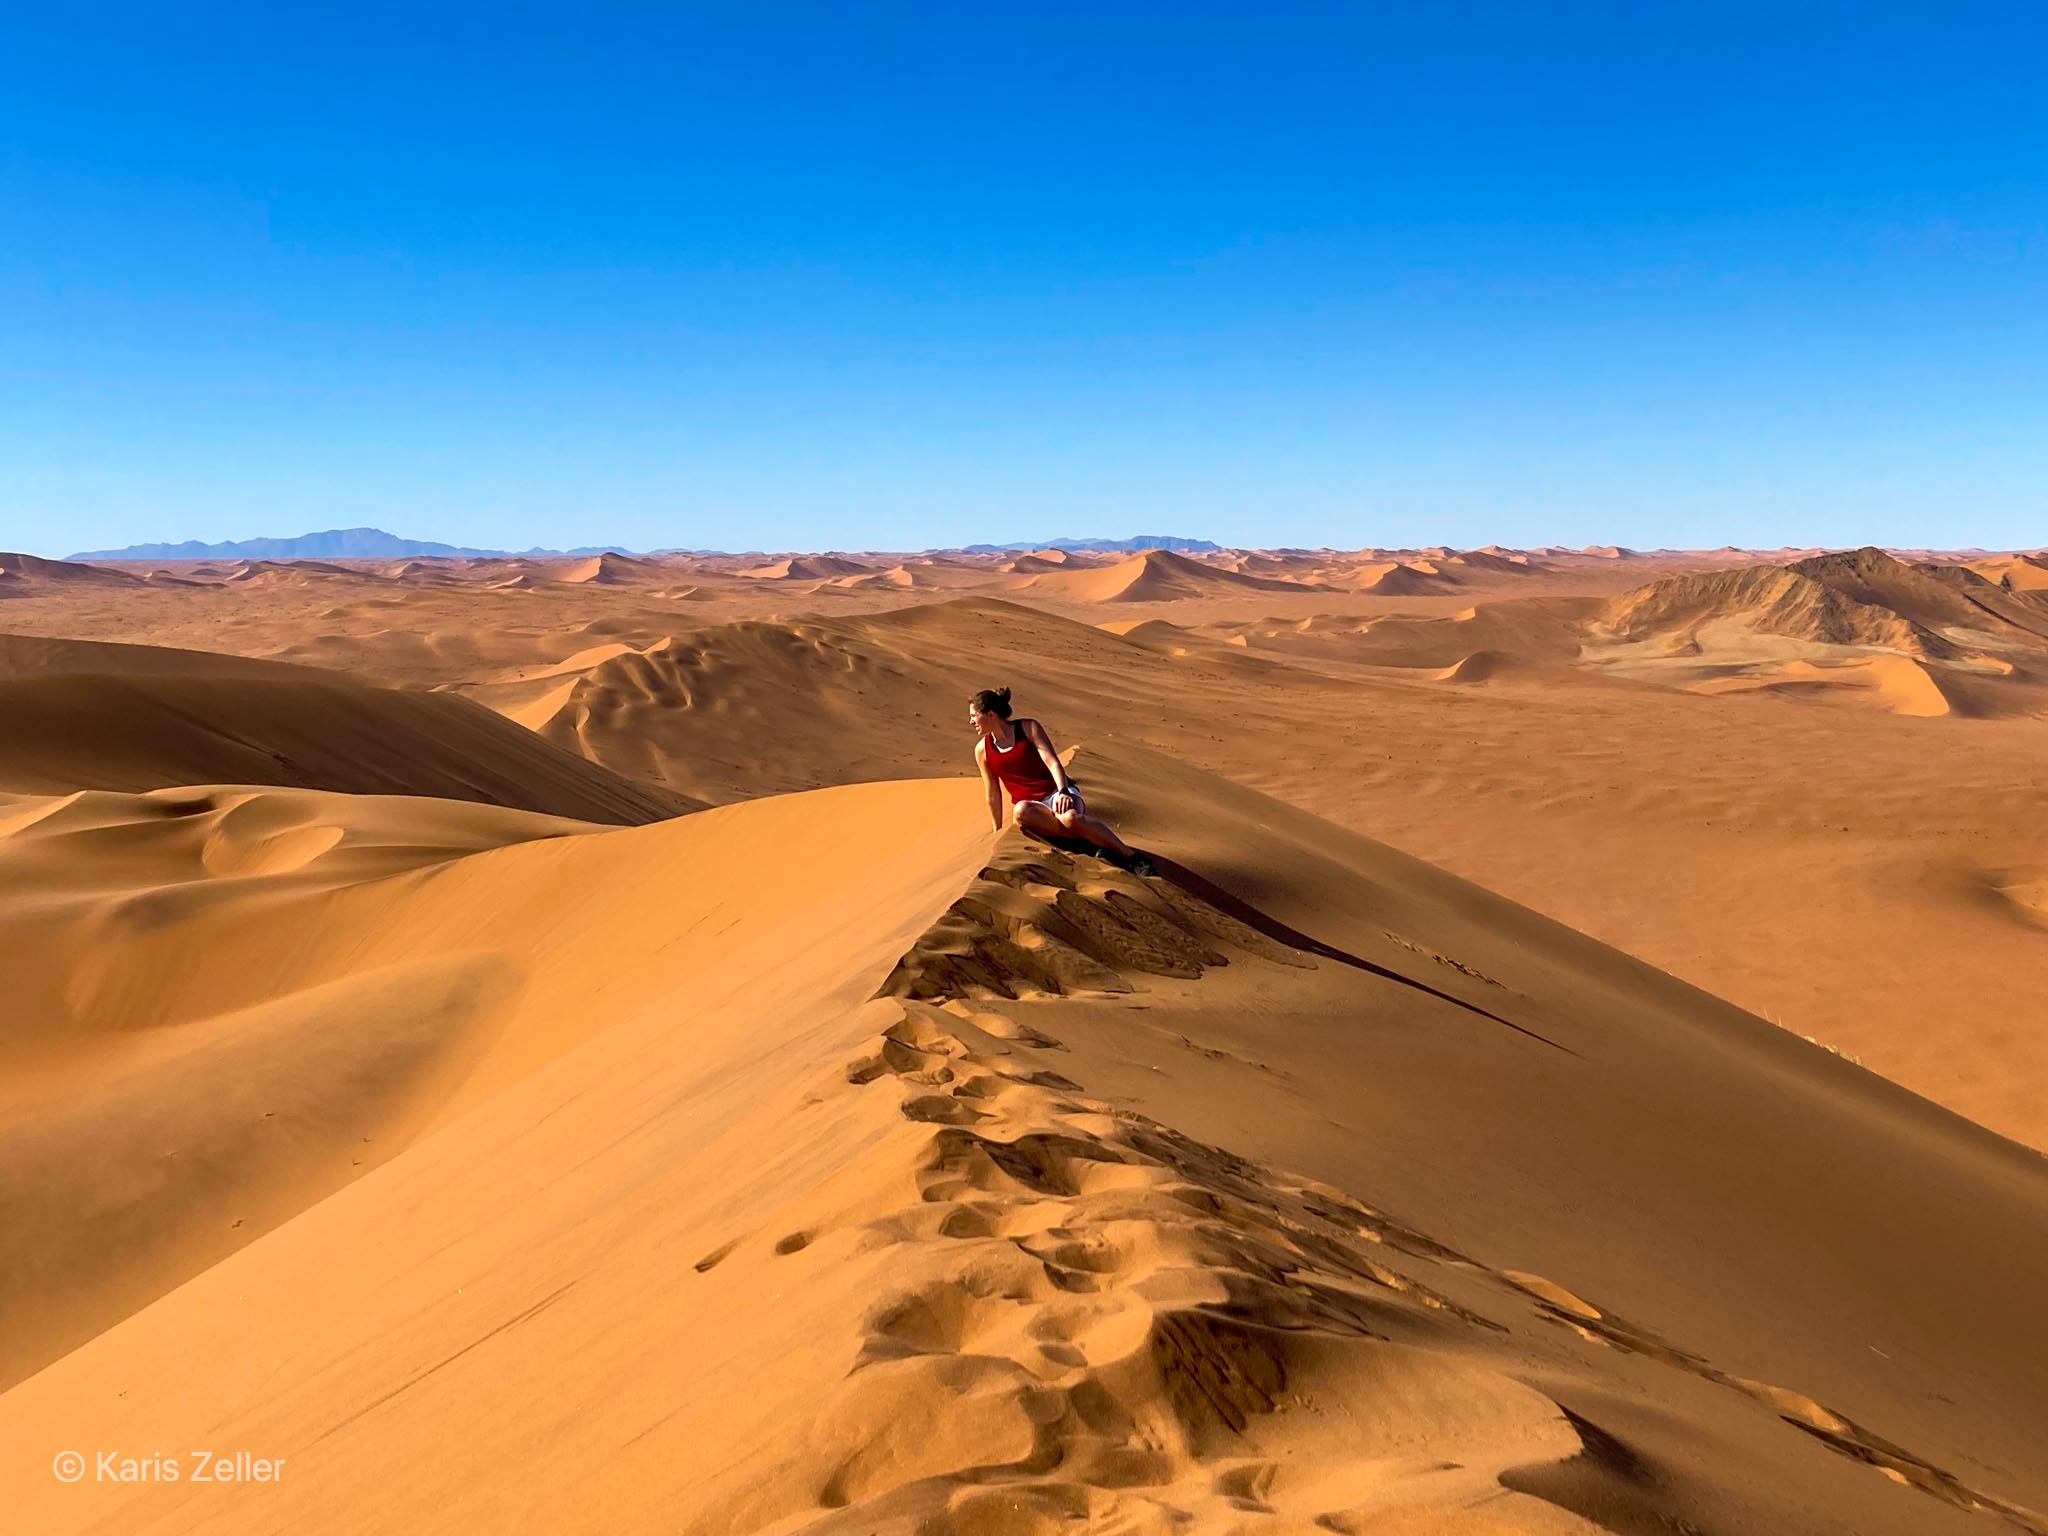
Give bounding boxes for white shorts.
[1022,785,1083,815]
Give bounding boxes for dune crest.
[1431,649,1509,682]
[7,747,2045,1535]
[1586,547,2048,715]
[561,551,658,585]
[5,539,2048,1533]
[741,554,876,581]
[1329,560,1449,595]
[0,551,141,594]
[1693,653,1958,716]
[1015,548,1320,603]
[0,635,689,820]
[1969,552,2048,591]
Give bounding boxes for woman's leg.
[1016,799,1135,859]
[1059,806,1135,858]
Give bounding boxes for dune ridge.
[560,552,661,585]
[0,634,690,820]
[1601,545,2048,657]
[0,552,142,594]
[406,587,2048,1147]
[0,776,985,1390]
[5,540,2048,1533]
[742,554,876,581]
[1014,548,1322,603]
[1587,546,2048,717]
[1602,561,1957,658]
[5,746,2045,1534]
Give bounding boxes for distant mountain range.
[959,535,1220,554]
[64,527,638,561]
[67,527,1223,561]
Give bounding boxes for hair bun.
[968,686,1015,719]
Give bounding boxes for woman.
[969,687,1155,875]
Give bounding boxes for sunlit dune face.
[11,548,2048,1536]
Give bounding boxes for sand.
[2,543,2046,1533]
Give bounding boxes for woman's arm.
[975,742,1005,831]
[1025,721,1073,801]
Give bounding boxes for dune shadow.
[1025,832,1571,1054]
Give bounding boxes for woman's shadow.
[1025,830,1570,1053]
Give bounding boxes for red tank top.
[982,720,1058,802]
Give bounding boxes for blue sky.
[2,2,2043,555]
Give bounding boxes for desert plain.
[2,536,2046,1535]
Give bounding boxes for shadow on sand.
[1027,830,1571,1055]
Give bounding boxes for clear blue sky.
[2,2,2043,556]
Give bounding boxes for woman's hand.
[1050,787,1076,815]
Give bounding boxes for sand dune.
[418,578,2048,1151]
[1002,549,1111,574]
[0,785,597,1383]
[454,640,659,728]
[1296,549,1552,592]
[1097,617,1296,674]
[1001,552,1066,574]
[0,776,985,1390]
[221,559,378,586]
[5,540,2048,1532]
[741,554,876,581]
[1000,547,1098,571]
[1587,546,2048,716]
[1459,547,1542,571]
[1793,547,2048,631]
[1334,560,1453,594]
[0,551,141,594]
[4,743,2044,1534]
[0,635,689,820]
[560,552,649,584]
[503,598,1319,803]
[1429,647,1511,682]
[1604,546,2048,656]
[116,569,2038,1147]
[831,559,991,591]
[1692,653,1960,716]
[1012,547,1324,603]
[1195,599,1590,675]
[0,632,317,681]
[1601,557,1954,658]
[1969,552,2048,591]
[522,614,990,800]
[1209,550,1332,579]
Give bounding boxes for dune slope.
[1015,548,1320,603]
[0,638,692,821]
[0,552,142,594]
[511,600,1213,803]
[0,776,990,1392]
[3,745,2041,1536]
[1587,548,2048,717]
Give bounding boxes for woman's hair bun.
[969,686,1013,717]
